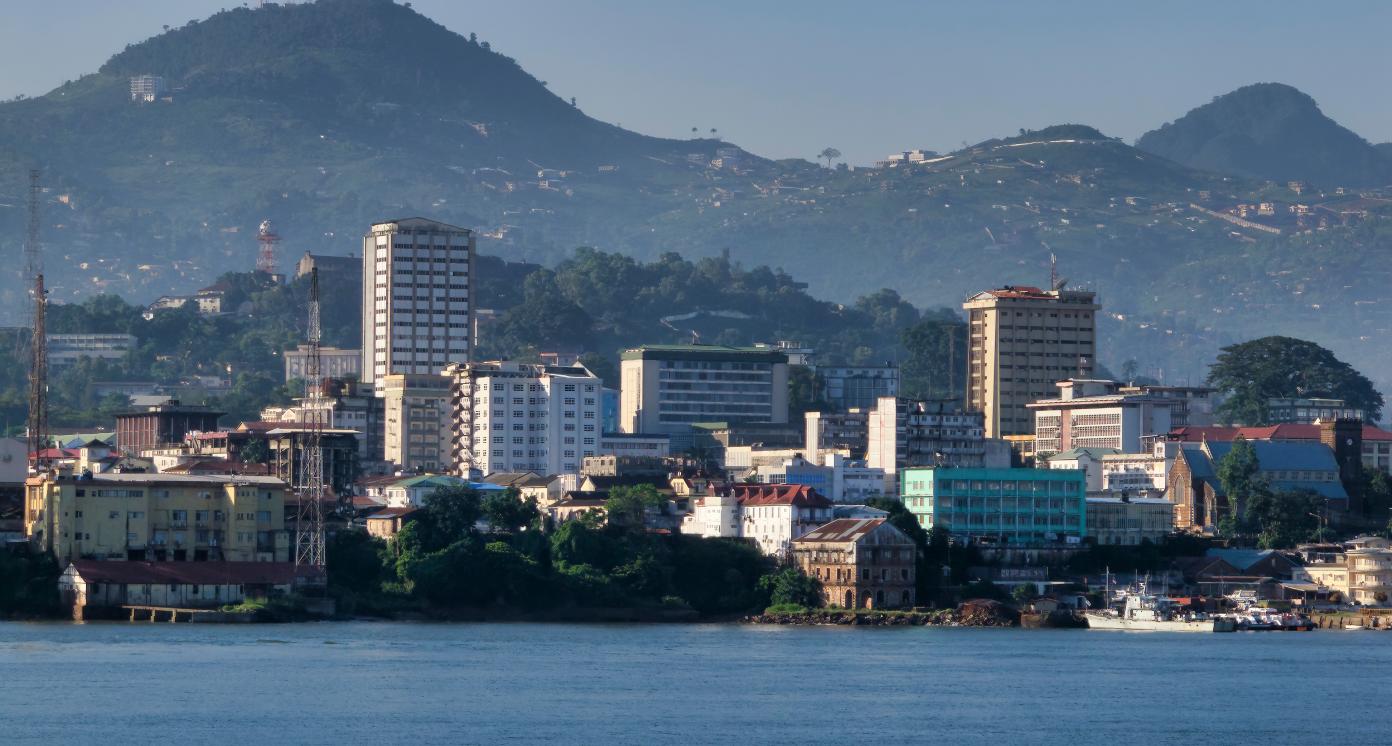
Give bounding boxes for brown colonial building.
[792,518,916,610]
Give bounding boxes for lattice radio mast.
[294,268,326,568]
[27,274,48,473]
[256,219,280,276]
[24,171,48,471]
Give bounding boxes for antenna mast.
[294,268,326,569]
[257,219,280,276]
[27,274,48,472]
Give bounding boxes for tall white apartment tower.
[361,217,474,385]
[446,361,602,477]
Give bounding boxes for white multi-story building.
[48,333,137,368]
[680,484,834,559]
[748,454,887,503]
[1028,379,1172,457]
[619,344,789,436]
[447,361,601,477]
[380,373,452,473]
[361,217,474,385]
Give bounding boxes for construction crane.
[294,268,326,569]
[27,274,48,473]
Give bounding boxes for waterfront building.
[446,360,602,477]
[1295,536,1392,605]
[792,518,916,609]
[1085,497,1175,546]
[379,373,452,473]
[361,217,474,384]
[963,285,1099,438]
[900,467,1087,544]
[679,484,834,559]
[1028,379,1173,457]
[25,472,290,564]
[619,344,789,437]
[60,560,299,618]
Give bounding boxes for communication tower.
[256,219,280,275]
[27,274,48,472]
[294,268,326,568]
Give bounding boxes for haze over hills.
[1,0,1392,395]
[1136,83,1392,186]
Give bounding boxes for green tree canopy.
[758,567,823,608]
[1207,336,1384,424]
[480,489,540,533]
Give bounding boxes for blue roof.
[1207,548,1280,572]
[1183,441,1346,500]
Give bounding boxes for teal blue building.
[900,467,1086,544]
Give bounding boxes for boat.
[1085,573,1235,632]
[1227,607,1315,632]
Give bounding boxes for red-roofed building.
[678,484,834,558]
[60,560,315,618]
[793,518,916,609]
[1169,419,1392,477]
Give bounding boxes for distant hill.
[3,4,1392,399]
[1136,83,1392,187]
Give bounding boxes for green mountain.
[1,2,1392,400]
[1136,83,1392,187]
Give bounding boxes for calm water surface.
[2,621,1390,744]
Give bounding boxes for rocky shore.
[745,599,1021,627]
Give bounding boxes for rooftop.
[620,344,788,363]
[68,560,310,585]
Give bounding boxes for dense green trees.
[1207,336,1384,425]
[0,553,62,618]
[758,567,822,609]
[327,484,777,617]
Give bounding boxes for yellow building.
[25,472,291,564]
[963,285,1098,438]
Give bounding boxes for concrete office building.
[1028,379,1173,457]
[820,365,899,411]
[379,373,453,473]
[447,361,602,477]
[619,345,789,436]
[361,217,474,385]
[901,466,1087,544]
[964,285,1098,438]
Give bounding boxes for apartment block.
[963,285,1098,438]
[379,373,452,473]
[25,472,290,564]
[361,217,474,385]
[447,361,601,477]
[620,345,789,436]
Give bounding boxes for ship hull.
[1085,614,1235,632]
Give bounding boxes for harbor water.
[2,621,1390,744]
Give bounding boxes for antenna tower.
[256,219,280,275]
[27,274,48,472]
[294,268,326,569]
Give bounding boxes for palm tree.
[818,147,841,169]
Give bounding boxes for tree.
[326,529,388,593]
[1244,489,1321,549]
[787,365,826,420]
[1217,436,1261,534]
[1207,336,1384,424]
[758,567,822,609]
[605,484,664,527]
[481,489,540,533]
[818,147,841,169]
[900,311,967,399]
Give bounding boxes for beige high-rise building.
[963,285,1098,438]
[379,373,453,473]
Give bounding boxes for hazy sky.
[3,0,1392,165]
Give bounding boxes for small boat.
[1228,607,1315,631]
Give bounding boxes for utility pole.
[294,268,326,569]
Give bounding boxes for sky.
[3,0,1392,165]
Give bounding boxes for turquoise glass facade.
[900,467,1086,544]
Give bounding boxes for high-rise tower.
[360,218,474,385]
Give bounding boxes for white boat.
[1085,574,1235,632]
